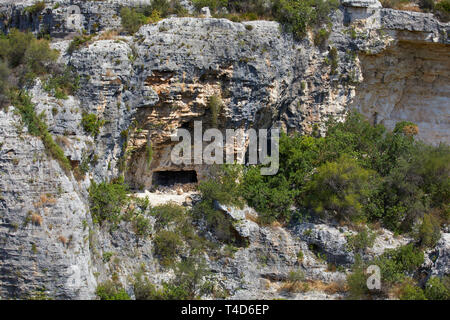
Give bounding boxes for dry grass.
[396,3,422,11]
[58,235,68,246]
[31,213,43,226]
[55,135,71,148]
[278,279,348,295]
[245,210,259,223]
[96,29,119,40]
[35,194,57,208]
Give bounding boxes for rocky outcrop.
[0,108,96,299]
[428,233,450,278]
[0,1,449,299]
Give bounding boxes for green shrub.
[132,214,152,239]
[153,230,183,267]
[416,213,441,248]
[43,67,80,99]
[304,154,377,223]
[150,203,186,232]
[133,273,167,300]
[24,1,46,15]
[373,244,424,285]
[10,91,71,172]
[0,60,10,106]
[194,165,247,243]
[0,29,58,75]
[435,0,450,22]
[120,7,148,35]
[96,281,130,300]
[287,269,305,283]
[314,28,330,48]
[67,35,94,55]
[346,229,376,253]
[242,166,296,224]
[81,112,105,136]
[236,111,449,232]
[208,95,223,127]
[89,177,129,225]
[193,0,229,13]
[394,120,419,137]
[346,256,370,300]
[425,276,450,300]
[170,257,211,299]
[399,279,427,300]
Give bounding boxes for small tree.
[304,154,377,223]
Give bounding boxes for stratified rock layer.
[0,1,448,299]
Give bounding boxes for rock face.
[429,233,450,278]
[0,1,449,299]
[0,108,96,299]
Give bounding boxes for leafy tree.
[242,166,296,224]
[304,154,377,223]
[120,7,148,34]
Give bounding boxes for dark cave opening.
[152,170,198,187]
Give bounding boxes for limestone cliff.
[0,0,448,299]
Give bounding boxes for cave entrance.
[152,170,198,187]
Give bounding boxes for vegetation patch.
[96,280,131,300]
[81,112,105,136]
[88,177,129,225]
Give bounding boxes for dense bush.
[373,244,424,285]
[346,256,370,299]
[416,212,441,248]
[150,203,186,232]
[153,230,183,266]
[81,112,105,136]
[234,112,450,233]
[435,0,450,21]
[133,257,212,300]
[347,244,425,299]
[67,34,94,55]
[120,1,187,34]
[346,229,376,254]
[89,177,129,225]
[43,66,80,99]
[120,7,149,34]
[399,279,427,300]
[96,281,131,300]
[0,60,10,106]
[424,276,450,300]
[191,0,339,39]
[24,1,46,15]
[304,154,377,223]
[0,29,58,85]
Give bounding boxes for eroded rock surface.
[0,1,449,299]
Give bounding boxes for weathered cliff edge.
[0,1,449,299]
